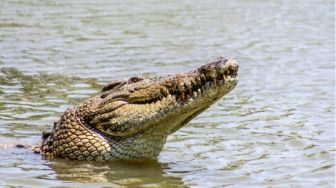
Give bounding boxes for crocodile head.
[84,57,239,157]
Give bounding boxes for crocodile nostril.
[128,76,144,83]
[226,59,239,71]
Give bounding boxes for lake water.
[0,0,334,187]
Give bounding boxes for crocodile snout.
[199,57,239,78]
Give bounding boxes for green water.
[0,0,334,187]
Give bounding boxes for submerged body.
[33,57,239,160]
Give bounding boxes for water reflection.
[48,159,187,187]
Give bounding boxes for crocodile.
[33,57,239,161]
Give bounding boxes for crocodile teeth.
[223,74,227,81]
[193,91,197,98]
[213,78,217,86]
[181,91,186,101]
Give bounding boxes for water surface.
[0,0,334,187]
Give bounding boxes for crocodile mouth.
[175,63,238,103]
[127,58,239,105]
[162,69,238,104]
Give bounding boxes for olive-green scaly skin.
[33,57,239,161]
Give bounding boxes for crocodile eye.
[128,76,144,83]
[102,80,126,92]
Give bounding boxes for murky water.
[0,0,334,187]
